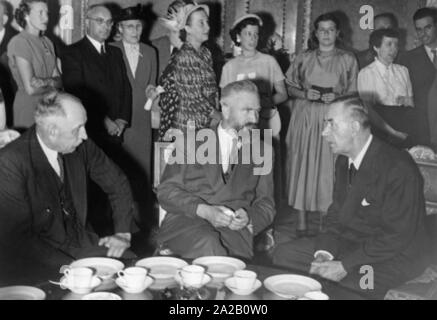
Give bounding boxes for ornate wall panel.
[301,0,427,52]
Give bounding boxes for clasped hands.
[309,252,347,282]
[98,233,131,258]
[197,204,250,231]
[104,117,127,137]
[306,89,336,104]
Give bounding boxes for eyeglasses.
[121,23,143,32]
[87,17,114,27]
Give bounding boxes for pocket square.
[361,198,370,206]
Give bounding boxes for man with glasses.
[62,4,131,161]
[62,4,132,234]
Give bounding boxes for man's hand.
[99,233,131,258]
[321,93,336,104]
[104,117,120,136]
[228,208,250,231]
[145,85,160,101]
[114,119,127,136]
[196,204,233,229]
[30,77,47,88]
[309,252,332,274]
[311,261,347,282]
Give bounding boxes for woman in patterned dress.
[158,1,220,141]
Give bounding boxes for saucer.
[60,276,102,294]
[225,277,262,296]
[174,273,212,289]
[82,292,121,300]
[115,276,154,294]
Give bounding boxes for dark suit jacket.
[61,37,132,134]
[0,25,18,119]
[152,36,171,79]
[399,46,436,146]
[0,127,137,279]
[356,48,374,70]
[316,137,428,273]
[157,125,275,240]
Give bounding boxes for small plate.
[82,292,122,300]
[264,274,322,299]
[192,256,246,280]
[174,273,212,289]
[0,286,46,300]
[225,277,262,296]
[60,276,102,294]
[70,258,124,280]
[135,257,188,280]
[115,276,154,294]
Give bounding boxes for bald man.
[0,91,137,285]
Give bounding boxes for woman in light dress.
[285,13,358,235]
[8,0,61,130]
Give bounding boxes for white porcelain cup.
[117,267,148,289]
[63,267,94,289]
[178,265,206,288]
[233,270,257,290]
[304,291,329,300]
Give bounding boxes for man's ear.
[221,100,230,119]
[3,14,8,26]
[351,120,361,135]
[47,123,59,138]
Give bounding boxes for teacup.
[63,267,94,289]
[177,265,206,288]
[117,267,148,289]
[233,270,257,291]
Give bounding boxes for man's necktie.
[228,137,239,173]
[57,154,64,183]
[100,44,106,55]
[432,49,437,69]
[348,163,357,187]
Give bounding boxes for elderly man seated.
[0,91,137,284]
[156,80,275,259]
[272,96,429,299]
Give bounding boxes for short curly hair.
[229,17,262,46]
[15,0,47,29]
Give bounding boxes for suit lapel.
[113,41,135,83]
[338,138,380,223]
[63,153,87,225]
[28,128,62,210]
[202,125,224,185]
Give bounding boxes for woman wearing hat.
[220,14,287,136]
[220,13,287,212]
[158,1,220,141]
[285,13,358,235]
[111,5,158,220]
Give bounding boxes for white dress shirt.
[217,122,239,173]
[425,45,436,63]
[86,35,105,54]
[36,133,62,178]
[358,58,413,107]
[122,41,140,77]
[0,28,5,46]
[314,135,373,261]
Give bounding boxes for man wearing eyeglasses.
[61,4,133,235]
[62,4,131,163]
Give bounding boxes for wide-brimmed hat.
[231,13,263,30]
[117,5,144,22]
[160,2,209,31]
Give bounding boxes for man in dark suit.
[0,0,18,126]
[272,96,428,299]
[156,80,275,259]
[399,8,437,149]
[356,13,398,70]
[61,4,131,161]
[0,91,137,285]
